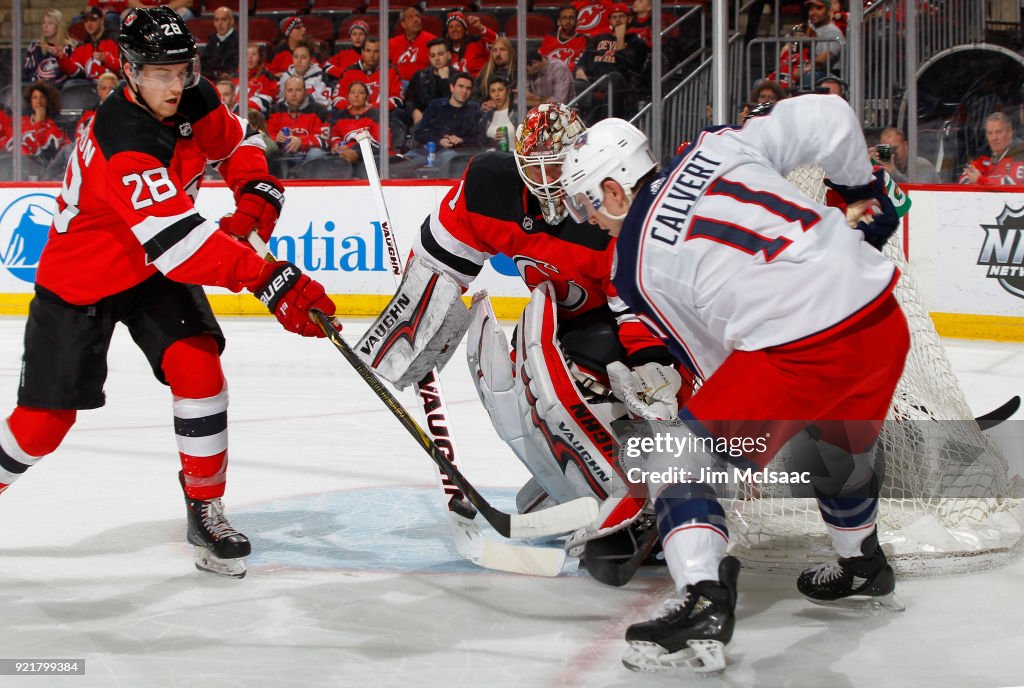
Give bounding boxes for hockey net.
[723,166,1024,575]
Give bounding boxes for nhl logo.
[977,204,1024,299]
[522,216,535,232]
[178,121,193,138]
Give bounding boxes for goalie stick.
[306,307,599,540]
[245,231,589,570]
[353,132,581,574]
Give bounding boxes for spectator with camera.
[873,127,939,184]
[960,112,1024,186]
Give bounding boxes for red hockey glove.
[252,261,336,337]
[219,178,285,242]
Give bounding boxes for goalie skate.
[797,529,904,612]
[181,472,250,579]
[622,556,740,675]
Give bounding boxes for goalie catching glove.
[824,169,901,251]
[220,178,285,242]
[607,361,682,421]
[251,261,335,337]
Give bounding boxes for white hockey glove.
[607,361,682,421]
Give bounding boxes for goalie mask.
[561,118,657,224]
[514,103,587,224]
[120,7,201,94]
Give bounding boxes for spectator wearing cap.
[325,20,370,80]
[572,0,613,38]
[800,0,844,88]
[237,42,278,114]
[59,5,120,86]
[444,12,495,77]
[267,16,308,76]
[333,37,405,112]
[23,8,77,91]
[201,6,238,79]
[404,38,452,125]
[390,6,437,83]
[540,5,587,72]
[83,1,123,36]
[814,74,846,98]
[408,71,483,169]
[524,49,575,108]
[575,2,648,115]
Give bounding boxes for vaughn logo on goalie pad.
[977,204,1024,299]
[356,257,472,389]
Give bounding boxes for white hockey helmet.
[514,103,587,224]
[561,118,657,224]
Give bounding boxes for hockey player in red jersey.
[360,103,689,586]
[0,7,335,578]
[561,101,908,674]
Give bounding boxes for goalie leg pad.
[356,256,471,389]
[517,283,632,505]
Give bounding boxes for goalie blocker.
[356,257,473,389]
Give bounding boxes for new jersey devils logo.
[514,256,587,311]
[576,4,604,32]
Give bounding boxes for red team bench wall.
[0,180,1022,342]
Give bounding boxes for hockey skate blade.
[622,639,726,676]
[508,496,599,540]
[448,513,567,576]
[193,547,247,579]
[805,592,905,613]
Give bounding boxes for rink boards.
[0,181,1022,340]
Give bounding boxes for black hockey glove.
[825,169,901,251]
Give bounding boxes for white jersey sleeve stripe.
[131,211,219,275]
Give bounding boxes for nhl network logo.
[978,204,1024,299]
[0,192,56,284]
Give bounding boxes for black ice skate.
[581,513,660,587]
[180,472,250,578]
[622,555,740,675]
[797,529,904,612]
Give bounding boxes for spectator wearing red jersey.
[266,75,329,175]
[390,6,437,83]
[266,16,308,76]
[60,6,120,85]
[960,112,1024,186]
[443,12,495,76]
[540,5,588,72]
[84,0,125,35]
[0,109,12,153]
[628,0,653,47]
[74,72,119,141]
[333,37,404,112]
[15,82,69,173]
[236,43,278,114]
[573,0,612,37]
[277,42,330,108]
[325,20,369,80]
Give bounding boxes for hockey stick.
[353,132,576,573]
[976,395,1020,431]
[245,232,594,562]
[307,307,598,540]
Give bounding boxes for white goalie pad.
[355,256,472,389]
[515,282,635,509]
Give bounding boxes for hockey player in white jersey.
[560,95,910,674]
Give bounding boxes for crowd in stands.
[2,0,1022,183]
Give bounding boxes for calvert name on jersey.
[413,151,669,364]
[613,95,899,379]
[39,77,273,305]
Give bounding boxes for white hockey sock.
[663,526,729,590]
